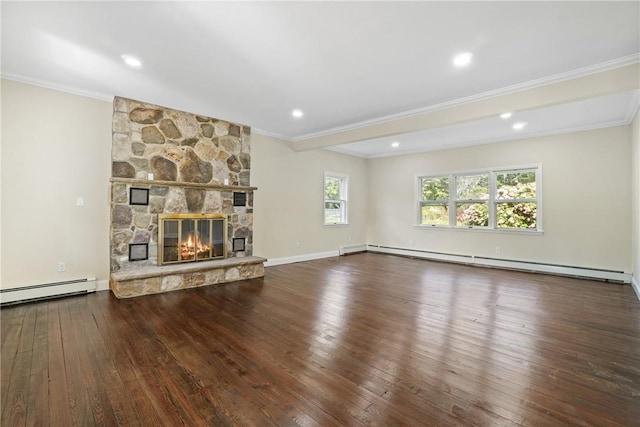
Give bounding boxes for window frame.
[324,172,349,226]
[416,164,543,233]
[454,172,490,228]
[418,176,450,226]
[492,167,541,230]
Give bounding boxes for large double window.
[418,165,541,231]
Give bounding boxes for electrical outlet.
[495,246,501,255]
[58,262,66,272]
[296,241,300,248]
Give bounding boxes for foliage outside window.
[324,173,348,225]
[420,177,449,225]
[495,170,537,229]
[455,174,489,227]
[418,166,540,231]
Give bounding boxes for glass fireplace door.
[162,220,180,263]
[158,214,226,265]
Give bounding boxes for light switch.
[76,197,84,206]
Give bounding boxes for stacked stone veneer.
[109,97,265,298]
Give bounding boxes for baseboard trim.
[264,250,339,267]
[96,279,109,292]
[366,245,632,283]
[632,276,640,302]
[261,244,633,284]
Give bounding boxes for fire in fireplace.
[158,213,226,265]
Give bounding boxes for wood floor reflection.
[2,253,639,426]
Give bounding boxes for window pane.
[421,177,449,201]
[325,201,344,223]
[456,174,489,200]
[421,204,449,225]
[325,177,341,200]
[456,203,488,226]
[496,171,536,200]
[496,202,537,229]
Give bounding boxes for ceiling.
[328,90,640,158]
[2,1,639,158]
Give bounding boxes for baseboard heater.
[0,278,97,306]
[339,244,368,255]
[366,245,631,283]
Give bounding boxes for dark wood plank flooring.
[2,253,639,426]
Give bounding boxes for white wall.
[367,126,632,273]
[251,133,368,261]
[1,80,112,288]
[632,110,640,294]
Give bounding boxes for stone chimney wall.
[110,97,254,273]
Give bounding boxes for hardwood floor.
[2,253,639,426]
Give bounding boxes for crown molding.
[252,127,292,141]
[1,72,114,102]
[624,90,640,123]
[295,54,640,142]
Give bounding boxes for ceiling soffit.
[291,62,640,152]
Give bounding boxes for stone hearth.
[109,97,265,298]
[110,256,265,298]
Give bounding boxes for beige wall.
[632,110,640,289]
[251,133,368,260]
[1,79,635,290]
[1,80,112,288]
[0,81,369,290]
[367,126,632,272]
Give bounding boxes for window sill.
[413,224,543,235]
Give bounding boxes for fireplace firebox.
[158,213,226,265]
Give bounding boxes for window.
[495,169,538,229]
[418,165,541,231]
[419,176,449,225]
[455,174,489,227]
[324,172,348,225]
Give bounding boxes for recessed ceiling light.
[391,141,400,148]
[500,112,513,119]
[513,122,527,130]
[292,109,304,118]
[453,52,473,67]
[121,54,142,68]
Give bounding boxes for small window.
[419,176,449,225]
[324,172,348,225]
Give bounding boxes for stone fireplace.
[109,97,265,298]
